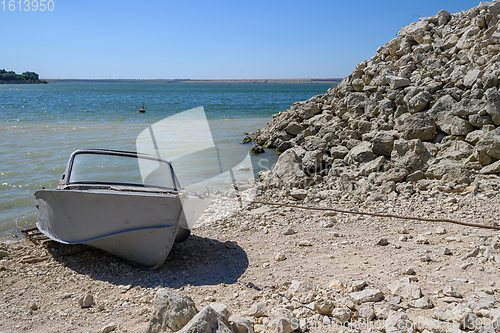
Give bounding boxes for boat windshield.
[67,151,177,190]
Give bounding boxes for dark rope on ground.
[241,199,500,231]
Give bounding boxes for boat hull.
[35,189,182,268]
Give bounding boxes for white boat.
[34,149,198,268]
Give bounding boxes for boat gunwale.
[34,186,180,198]
[57,183,179,194]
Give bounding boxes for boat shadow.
[50,234,249,288]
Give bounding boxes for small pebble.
[461,247,480,260]
[441,247,452,255]
[402,268,416,275]
[461,263,473,270]
[204,295,216,302]
[443,285,462,298]
[78,294,94,308]
[328,279,344,289]
[415,236,430,245]
[59,293,73,300]
[247,302,267,317]
[441,297,462,303]
[376,238,389,246]
[435,226,447,235]
[420,255,431,262]
[351,280,367,291]
[453,278,468,283]
[275,252,286,261]
[119,284,133,293]
[100,322,117,333]
[321,218,335,228]
[412,296,434,309]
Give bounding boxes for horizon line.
[43,78,343,81]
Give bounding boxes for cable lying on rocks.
[243,199,500,231]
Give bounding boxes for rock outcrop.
[146,289,198,333]
[254,1,500,200]
[147,289,236,333]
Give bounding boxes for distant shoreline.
[0,80,47,84]
[44,78,342,84]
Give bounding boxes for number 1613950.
[1,0,54,11]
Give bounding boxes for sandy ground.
[0,192,499,332]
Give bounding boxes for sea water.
[0,81,333,236]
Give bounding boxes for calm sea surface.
[0,81,332,237]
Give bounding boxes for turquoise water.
[0,81,333,236]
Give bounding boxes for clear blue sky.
[0,0,483,79]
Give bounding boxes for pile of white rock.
[253,1,500,202]
[147,277,500,333]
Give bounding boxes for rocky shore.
[0,192,499,332]
[1,1,500,333]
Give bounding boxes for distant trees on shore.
[0,69,46,83]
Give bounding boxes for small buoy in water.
[139,103,146,113]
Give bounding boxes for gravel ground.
[0,190,499,332]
